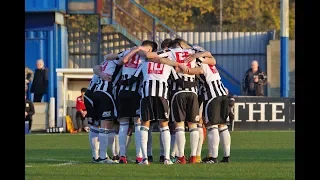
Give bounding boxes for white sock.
[135,123,142,158]
[113,134,119,156]
[98,128,109,159]
[119,122,129,156]
[108,131,116,156]
[207,125,219,158]
[219,127,231,157]
[140,126,149,159]
[160,126,171,160]
[196,126,204,157]
[175,127,186,157]
[170,134,177,157]
[189,127,200,157]
[147,125,153,156]
[126,135,132,154]
[89,126,99,159]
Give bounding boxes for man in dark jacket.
[31,59,49,102]
[25,94,35,132]
[242,60,267,96]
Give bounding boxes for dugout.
[56,68,93,132]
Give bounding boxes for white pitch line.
[48,162,78,166]
[26,157,79,163]
[25,158,80,168]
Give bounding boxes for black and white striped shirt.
[95,60,122,94]
[87,74,100,92]
[158,48,200,94]
[133,60,174,99]
[198,62,227,100]
[119,50,145,92]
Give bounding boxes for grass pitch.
[26,131,294,180]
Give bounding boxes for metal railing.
[101,0,182,47]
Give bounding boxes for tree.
[67,14,99,32]
[66,0,295,39]
[141,0,215,31]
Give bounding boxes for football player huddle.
[83,38,232,165]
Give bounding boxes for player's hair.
[169,38,190,48]
[81,88,87,93]
[141,40,154,47]
[161,39,172,49]
[141,40,157,52]
[151,41,158,52]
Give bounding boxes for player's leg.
[186,93,200,164]
[196,99,204,163]
[111,86,120,162]
[139,97,154,165]
[159,122,165,162]
[118,116,130,163]
[134,117,143,163]
[157,97,173,165]
[112,122,120,162]
[88,93,101,163]
[169,121,178,162]
[96,92,117,164]
[84,93,99,162]
[147,121,154,162]
[125,122,133,162]
[117,90,131,163]
[196,118,204,163]
[203,96,223,163]
[219,96,231,163]
[132,92,144,163]
[126,123,133,153]
[171,92,187,164]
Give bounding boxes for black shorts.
[203,95,229,125]
[171,92,200,123]
[140,96,169,122]
[118,90,141,118]
[84,91,95,118]
[93,91,117,121]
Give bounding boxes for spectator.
[75,88,89,132]
[30,59,49,102]
[25,66,34,93]
[25,94,35,133]
[242,60,267,96]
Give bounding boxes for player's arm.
[120,46,140,65]
[176,64,204,75]
[186,67,204,75]
[159,57,179,67]
[104,53,119,61]
[138,49,159,59]
[93,65,103,76]
[93,65,111,81]
[197,54,216,66]
[186,51,216,66]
